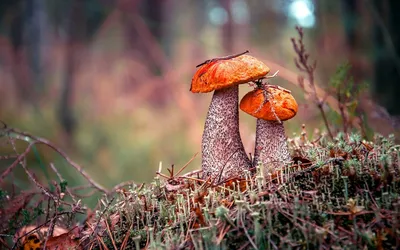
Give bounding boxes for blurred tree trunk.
[141,0,170,105]
[192,0,206,59]
[142,0,163,51]
[371,0,400,116]
[8,1,32,103]
[160,0,174,58]
[58,0,86,138]
[119,0,141,61]
[341,0,362,83]
[221,0,233,53]
[119,0,169,105]
[25,0,46,93]
[247,1,284,49]
[120,0,164,73]
[4,0,47,103]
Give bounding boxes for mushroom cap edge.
[239,87,298,121]
[190,54,270,93]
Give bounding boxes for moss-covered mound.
[80,132,400,249]
[1,130,399,249]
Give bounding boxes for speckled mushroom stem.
[201,86,252,183]
[253,119,291,175]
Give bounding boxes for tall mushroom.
[191,53,269,183]
[240,87,298,175]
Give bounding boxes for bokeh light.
[288,0,315,28]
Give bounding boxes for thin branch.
[49,162,77,203]
[43,201,59,250]
[0,142,37,184]
[291,26,334,139]
[173,152,199,177]
[90,197,115,239]
[240,215,258,250]
[7,129,108,193]
[111,180,137,193]
[21,163,59,202]
[250,48,362,130]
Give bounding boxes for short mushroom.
[240,86,298,175]
[191,53,269,183]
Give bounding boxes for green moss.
[1,130,399,249]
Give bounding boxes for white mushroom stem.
[253,119,291,175]
[201,85,252,183]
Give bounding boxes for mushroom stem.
[201,85,252,183]
[253,119,291,174]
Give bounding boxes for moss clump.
[80,132,400,249]
[1,127,399,249]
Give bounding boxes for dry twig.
[2,128,108,193]
[291,26,334,139]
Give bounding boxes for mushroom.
[191,53,269,183]
[240,86,298,175]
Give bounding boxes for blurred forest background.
[1,0,399,193]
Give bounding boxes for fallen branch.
[3,128,108,193]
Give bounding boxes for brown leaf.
[329,149,348,159]
[45,231,82,250]
[193,206,206,227]
[14,225,68,245]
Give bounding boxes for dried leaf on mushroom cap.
[190,55,270,93]
[240,87,298,121]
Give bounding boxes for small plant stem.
[241,215,258,250]
[317,101,334,140]
[133,236,141,250]
[337,90,348,134]
[6,129,108,193]
[0,142,36,184]
[342,176,349,202]
[291,26,334,140]
[173,152,199,177]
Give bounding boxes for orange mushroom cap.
[190,55,270,93]
[240,87,298,121]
